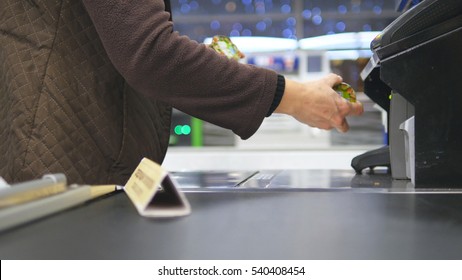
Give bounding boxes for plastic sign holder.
[124,158,191,217]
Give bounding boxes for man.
[0,0,362,185]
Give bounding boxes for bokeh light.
[171,1,399,42]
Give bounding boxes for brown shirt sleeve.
[81,0,278,139]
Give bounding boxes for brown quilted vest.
[0,0,172,185]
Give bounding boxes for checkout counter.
[1,169,462,259]
[2,0,462,259]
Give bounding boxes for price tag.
[124,158,191,217]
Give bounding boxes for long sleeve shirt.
[81,0,281,139]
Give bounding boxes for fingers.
[336,119,350,133]
[323,73,343,87]
[350,101,364,116]
[329,95,363,133]
[329,109,349,133]
[338,97,363,116]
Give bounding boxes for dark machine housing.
[353,0,462,188]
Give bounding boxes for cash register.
[352,0,462,188]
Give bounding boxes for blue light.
[373,6,382,15]
[210,20,221,30]
[233,22,243,31]
[312,15,323,25]
[256,21,267,31]
[363,24,372,31]
[230,29,240,36]
[281,4,291,14]
[302,9,311,19]
[337,5,347,14]
[336,21,346,32]
[312,7,321,16]
[264,17,273,26]
[282,28,294,38]
[242,29,252,36]
[190,1,198,10]
[255,2,266,14]
[180,4,191,14]
[286,17,296,26]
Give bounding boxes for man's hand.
[274,74,364,132]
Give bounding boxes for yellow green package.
[209,35,245,60]
[334,82,357,103]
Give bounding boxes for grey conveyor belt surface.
[1,173,462,260]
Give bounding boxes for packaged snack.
[334,82,357,103]
[209,35,245,60]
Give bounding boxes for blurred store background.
[164,0,413,170]
[171,0,398,41]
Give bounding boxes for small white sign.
[124,158,191,217]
